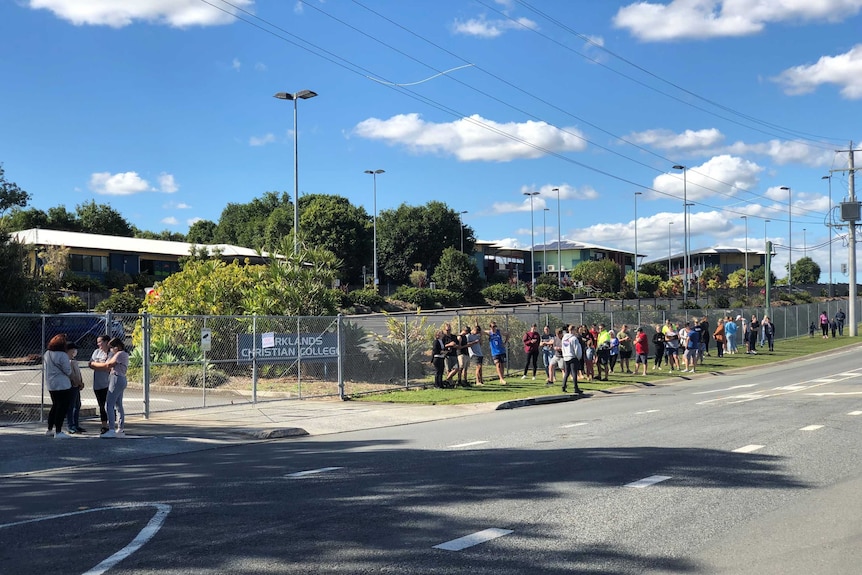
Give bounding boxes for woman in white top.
[91,337,129,438]
[43,334,73,438]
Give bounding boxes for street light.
[634,192,642,297]
[780,186,791,288]
[542,207,550,274]
[741,215,749,294]
[552,187,561,286]
[672,165,689,304]
[458,210,468,252]
[668,221,674,279]
[363,169,384,290]
[523,191,539,289]
[803,228,807,258]
[274,89,318,254]
[823,175,833,296]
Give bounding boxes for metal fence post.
[142,312,151,419]
[40,315,46,423]
[202,316,208,408]
[404,315,409,388]
[252,315,258,404]
[337,314,345,399]
[297,317,302,399]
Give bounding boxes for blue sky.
[2,0,862,282]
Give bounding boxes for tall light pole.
[634,191,642,297]
[823,174,833,296]
[803,228,807,258]
[542,207,549,274]
[458,210,467,252]
[672,165,689,304]
[552,187,561,286]
[523,191,539,288]
[741,215,749,295]
[668,222,674,279]
[781,186,792,288]
[364,169,384,290]
[274,89,318,254]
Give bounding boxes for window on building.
[140,259,180,279]
[69,254,109,273]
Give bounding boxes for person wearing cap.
[65,341,86,434]
[44,334,73,438]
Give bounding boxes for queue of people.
[43,333,129,439]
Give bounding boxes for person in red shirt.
[634,327,649,376]
[521,323,540,379]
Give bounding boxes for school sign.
[236,333,338,364]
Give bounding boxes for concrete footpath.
[0,393,593,476]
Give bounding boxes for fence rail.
[2,297,858,426]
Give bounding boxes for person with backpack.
[560,324,583,394]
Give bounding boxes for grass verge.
[354,333,862,405]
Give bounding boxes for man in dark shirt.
[747,314,760,354]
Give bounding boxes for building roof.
[643,245,766,264]
[11,228,262,259]
[533,239,639,257]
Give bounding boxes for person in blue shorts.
[487,322,508,385]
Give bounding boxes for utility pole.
[837,142,861,336]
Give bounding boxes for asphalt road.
[2,347,861,574]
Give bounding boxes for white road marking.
[809,378,838,383]
[0,503,170,575]
[449,441,488,448]
[433,528,513,551]
[732,444,765,453]
[634,409,660,415]
[848,411,862,416]
[692,384,757,395]
[625,475,671,488]
[837,372,859,377]
[807,392,862,396]
[799,425,824,431]
[561,423,589,428]
[286,467,343,478]
[775,385,806,391]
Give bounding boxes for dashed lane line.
[561,423,589,428]
[732,444,765,453]
[433,528,513,551]
[849,411,862,416]
[285,467,343,478]
[634,409,660,415]
[448,441,488,449]
[625,475,671,488]
[799,425,824,431]
[692,384,757,395]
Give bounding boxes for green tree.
[0,225,35,311]
[0,164,30,217]
[2,207,48,231]
[697,266,723,291]
[789,256,820,284]
[133,228,186,242]
[637,261,668,281]
[215,191,290,249]
[377,201,473,284]
[187,219,218,244]
[76,200,133,236]
[624,271,661,296]
[570,259,621,293]
[297,194,371,284]
[431,247,481,297]
[46,206,79,231]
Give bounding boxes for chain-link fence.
[1,298,858,426]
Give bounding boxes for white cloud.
[628,128,725,150]
[89,172,152,196]
[774,44,862,99]
[491,237,522,249]
[187,217,204,226]
[158,173,179,193]
[161,216,179,225]
[652,155,763,201]
[354,113,586,162]
[176,202,191,209]
[27,0,254,28]
[232,58,241,71]
[722,139,836,167]
[249,133,277,146]
[452,16,538,38]
[254,62,267,72]
[613,0,861,42]
[491,184,598,214]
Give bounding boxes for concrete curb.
[496,393,584,410]
[238,427,310,440]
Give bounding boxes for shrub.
[95,287,143,313]
[391,286,461,308]
[481,283,526,304]
[41,294,87,313]
[535,284,568,301]
[104,270,134,290]
[64,274,105,292]
[347,288,385,308]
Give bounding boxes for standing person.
[608,330,620,374]
[663,320,680,372]
[725,316,738,354]
[762,316,775,351]
[748,314,760,354]
[617,325,633,374]
[89,335,112,434]
[634,327,649,376]
[456,325,471,386]
[431,330,447,389]
[595,324,611,381]
[548,327,565,386]
[835,309,846,336]
[759,316,768,348]
[582,330,596,382]
[560,325,583,394]
[809,321,816,337]
[819,310,829,338]
[442,323,460,385]
[466,325,484,386]
[692,319,705,364]
[540,325,555,384]
[487,322,508,385]
[700,317,711,356]
[652,325,666,370]
[43,334,73,439]
[65,342,86,434]
[830,317,838,338]
[521,323,540,380]
[683,321,700,373]
[92,338,129,438]
[713,319,726,358]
